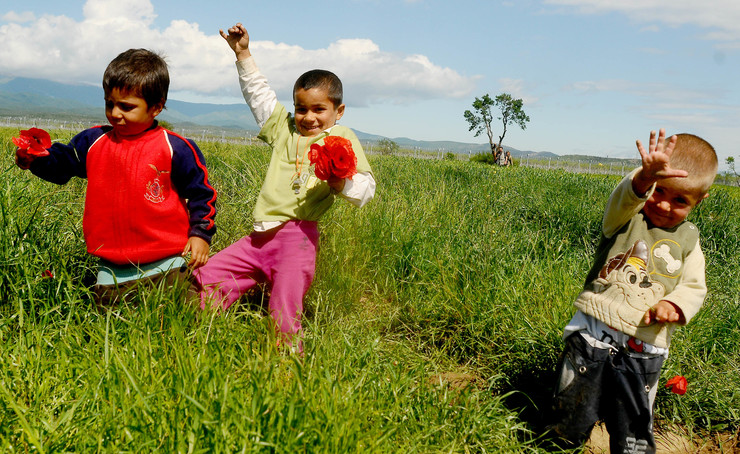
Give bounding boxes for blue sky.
[1,0,738,165]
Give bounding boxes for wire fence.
[506,154,738,186]
[518,155,637,177]
[3,116,738,186]
[1,116,102,133]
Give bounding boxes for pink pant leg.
[262,221,319,338]
[193,234,265,310]
[194,221,319,351]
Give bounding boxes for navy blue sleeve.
[167,132,218,243]
[29,126,109,184]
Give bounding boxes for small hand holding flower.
[327,176,346,192]
[13,128,51,170]
[633,128,688,196]
[308,136,357,190]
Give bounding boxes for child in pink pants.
[195,23,375,352]
[196,220,319,337]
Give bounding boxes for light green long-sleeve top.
[234,57,375,228]
[254,103,372,222]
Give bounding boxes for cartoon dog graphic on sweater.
[575,240,666,335]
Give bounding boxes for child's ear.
[695,192,710,206]
[150,101,165,117]
[335,103,345,122]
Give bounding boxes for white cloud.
[82,0,156,24]
[567,79,634,93]
[497,78,539,106]
[564,78,740,141]
[567,78,723,103]
[0,0,476,106]
[2,11,35,22]
[248,38,477,106]
[545,0,740,44]
[639,47,667,55]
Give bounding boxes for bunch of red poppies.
[308,136,357,182]
[13,128,51,169]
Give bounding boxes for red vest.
[83,127,189,264]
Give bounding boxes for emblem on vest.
[653,242,681,275]
[145,164,169,203]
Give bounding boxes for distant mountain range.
[0,76,556,158]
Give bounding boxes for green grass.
[1,126,739,452]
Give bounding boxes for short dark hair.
[293,69,343,107]
[103,49,169,108]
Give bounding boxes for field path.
[585,423,738,453]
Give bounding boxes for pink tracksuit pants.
[194,220,319,337]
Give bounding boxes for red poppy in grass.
[308,136,357,181]
[13,128,52,157]
[42,269,54,279]
[665,375,687,395]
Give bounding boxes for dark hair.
[103,49,169,108]
[293,69,343,107]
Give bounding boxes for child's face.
[643,178,708,229]
[293,87,345,137]
[105,88,163,137]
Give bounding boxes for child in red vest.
[15,49,217,304]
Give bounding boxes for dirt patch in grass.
[585,423,739,453]
[428,371,480,390]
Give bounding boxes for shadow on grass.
[502,365,559,433]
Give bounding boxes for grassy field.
[1,126,738,452]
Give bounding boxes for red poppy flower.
[12,128,51,157]
[42,269,54,279]
[665,375,687,395]
[308,143,333,181]
[308,136,357,181]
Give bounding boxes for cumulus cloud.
[567,78,722,102]
[566,78,735,131]
[237,37,478,106]
[497,78,539,107]
[1,11,35,22]
[0,0,476,105]
[0,0,227,88]
[568,79,635,93]
[545,0,740,44]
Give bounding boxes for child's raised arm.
[219,22,251,61]
[632,128,688,196]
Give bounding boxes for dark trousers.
[548,332,664,454]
